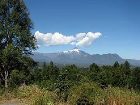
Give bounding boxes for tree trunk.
[5,70,8,88]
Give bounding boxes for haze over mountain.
[31,48,140,67]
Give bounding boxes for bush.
[68,82,105,105]
[17,85,42,99]
[17,85,56,105]
[104,87,140,105]
[32,94,54,105]
[37,80,56,91]
[67,82,140,105]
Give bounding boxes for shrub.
[104,87,140,105]
[67,82,140,105]
[68,82,105,105]
[32,94,54,105]
[17,85,56,105]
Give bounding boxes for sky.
[24,0,140,60]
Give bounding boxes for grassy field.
[0,84,140,105]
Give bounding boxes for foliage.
[0,85,56,105]
[68,82,105,105]
[104,87,140,105]
[0,0,36,88]
[32,94,54,105]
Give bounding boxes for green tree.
[89,63,100,72]
[0,0,36,88]
[9,69,25,87]
[123,61,130,72]
[119,61,131,87]
[113,61,120,68]
[131,67,140,89]
[47,61,59,80]
[89,63,101,82]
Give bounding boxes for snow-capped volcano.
[32,49,140,67]
[63,47,80,53]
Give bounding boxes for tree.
[123,61,130,71]
[46,61,59,80]
[113,61,119,68]
[131,67,140,89]
[0,0,36,88]
[89,63,100,82]
[119,61,131,87]
[89,63,100,72]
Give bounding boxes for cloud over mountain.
[35,31,102,47]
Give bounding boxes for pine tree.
[0,0,36,88]
[113,61,119,68]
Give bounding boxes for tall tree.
[0,0,36,88]
[119,61,131,87]
[113,61,120,68]
[89,63,100,72]
[131,67,140,89]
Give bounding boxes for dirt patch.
[0,99,26,105]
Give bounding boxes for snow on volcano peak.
[63,47,80,53]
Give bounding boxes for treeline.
[1,61,140,90]
[0,60,140,104]
[31,61,140,90]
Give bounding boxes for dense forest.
[2,60,139,90]
[0,0,140,105]
[0,61,140,104]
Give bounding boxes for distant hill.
[31,48,140,67]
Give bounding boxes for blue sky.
[25,0,140,60]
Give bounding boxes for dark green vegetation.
[1,61,140,104]
[0,0,36,88]
[29,61,140,91]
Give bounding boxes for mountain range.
[31,48,140,67]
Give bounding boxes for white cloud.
[35,31,102,47]
[75,32,102,46]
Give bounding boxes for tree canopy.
[0,0,36,88]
